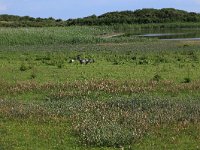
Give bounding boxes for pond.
[133,28,200,40]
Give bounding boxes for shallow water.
[134,28,200,40]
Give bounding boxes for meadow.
[1,26,200,149]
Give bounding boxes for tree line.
[0,8,200,27]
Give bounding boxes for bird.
[68,59,75,63]
[76,55,95,64]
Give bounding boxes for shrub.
[182,77,191,83]
[30,72,36,79]
[20,63,31,71]
[153,74,161,82]
[57,63,64,69]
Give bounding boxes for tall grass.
[0,26,150,46]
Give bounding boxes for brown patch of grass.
[2,79,200,99]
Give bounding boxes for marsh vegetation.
[1,26,200,149]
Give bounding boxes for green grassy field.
[1,26,200,149]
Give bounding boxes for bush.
[57,63,64,69]
[20,63,31,71]
[30,72,36,79]
[153,74,161,82]
[182,77,191,83]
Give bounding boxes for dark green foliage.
[57,63,64,69]
[138,60,148,65]
[113,60,124,65]
[30,70,37,79]
[19,63,31,71]
[131,56,137,60]
[0,14,65,27]
[67,8,200,26]
[182,77,191,83]
[153,74,162,82]
[1,8,200,27]
[154,55,167,64]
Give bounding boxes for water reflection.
[135,28,200,40]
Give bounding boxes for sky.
[0,0,200,20]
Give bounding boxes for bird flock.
[69,55,95,64]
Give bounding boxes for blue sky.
[0,0,200,19]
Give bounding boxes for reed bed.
[0,26,149,46]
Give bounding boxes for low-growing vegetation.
[70,98,200,148]
[1,25,200,149]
